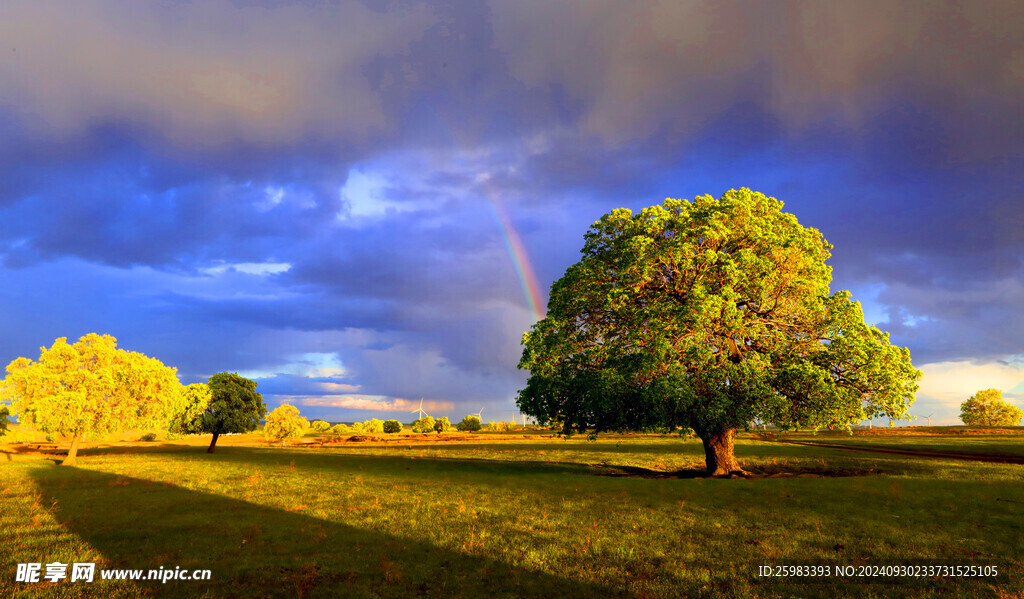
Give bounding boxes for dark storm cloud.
[1,0,1022,420]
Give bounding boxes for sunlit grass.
[1,432,1022,598]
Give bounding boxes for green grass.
[2,433,1023,598]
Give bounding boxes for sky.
[0,0,1022,426]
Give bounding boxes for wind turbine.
[473,407,483,421]
[410,398,430,420]
[925,413,933,426]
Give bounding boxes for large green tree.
[1,334,184,465]
[960,389,1023,427]
[202,372,267,453]
[518,189,921,475]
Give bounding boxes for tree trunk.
[207,432,220,454]
[62,434,82,466]
[700,428,744,476]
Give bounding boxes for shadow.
[590,463,879,480]
[36,441,946,488]
[25,466,632,598]
[764,439,1024,464]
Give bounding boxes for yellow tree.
[1,334,184,465]
[263,404,308,442]
[961,389,1023,427]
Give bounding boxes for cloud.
[0,0,1021,423]
[0,1,436,149]
[914,360,1024,424]
[291,395,453,414]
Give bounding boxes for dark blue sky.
[1,1,1021,424]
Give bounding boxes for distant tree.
[0,405,10,436]
[412,415,436,433]
[311,420,331,433]
[484,421,514,432]
[434,416,452,433]
[383,419,403,433]
[168,383,212,436]
[202,372,267,453]
[518,190,921,475]
[350,422,365,434]
[264,404,308,442]
[363,418,384,434]
[331,423,351,435]
[1,334,184,465]
[456,415,481,432]
[961,389,1023,427]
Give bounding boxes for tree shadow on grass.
[151,444,923,485]
[27,466,632,599]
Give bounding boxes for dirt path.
[764,438,1024,465]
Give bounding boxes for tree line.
[0,334,491,465]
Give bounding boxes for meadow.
[2,429,1022,598]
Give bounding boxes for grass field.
[2,430,1023,598]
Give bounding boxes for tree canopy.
[456,415,481,432]
[518,189,921,475]
[263,404,308,441]
[168,383,212,437]
[960,389,1023,427]
[202,372,267,453]
[1,334,184,465]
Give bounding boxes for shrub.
[456,415,481,432]
[363,419,384,434]
[264,404,309,441]
[140,432,158,442]
[434,417,451,433]
[330,423,350,435]
[484,421,514,432]
[412,416,436,433]
[383,419,403,433]
[311,420,331,432]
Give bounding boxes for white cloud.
[280,394,454,413]
[238,352,346,380]
[201,262,292,276]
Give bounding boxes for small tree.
[383,419,403,433]
[434,416,452,433]
[961,389,1023,427]
[203,372,267,453]
[0,405,10,436]
[1,334,184,465]
[264,404,309,442]
[311,420,331,432]
[412,416,436,433]
[456,415,481,432]
[331,423,351,435]
[350,422,365,434]
[168,383,212,437]
[363,418,384,434]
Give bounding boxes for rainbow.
[484,193,545,323]
[417,113,546,323]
